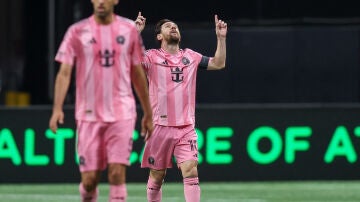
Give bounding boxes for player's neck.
[162,44,179,54]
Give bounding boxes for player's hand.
[135,11,146,32]
[140,113,154,141]
[215,14,227,39]
[49,109,64,134]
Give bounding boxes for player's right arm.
[49,63,73,133]
[135,11,146,33]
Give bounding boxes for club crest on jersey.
[171,67,184,83]
[116,36,125,44]
[182,57,190,65]
[99,49,115,67]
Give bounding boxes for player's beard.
[95,7,112,19]
[96,11,110,19]
[167,35,180,45]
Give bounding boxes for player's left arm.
[207,14,227,70]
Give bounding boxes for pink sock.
[183,177,200,202]
[147,177,162,202]
[109,184,127,202]
[79,183,98,202]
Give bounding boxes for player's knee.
[182,166,198,178]
[81,172,100,192]
[150,169,166,184]
[108,169,123,183]
[180,160,198,178]
[82,178,98,192]
[108,164,125,184]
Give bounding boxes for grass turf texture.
[0,181,360,202]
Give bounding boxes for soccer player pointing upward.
[135,12,227,202]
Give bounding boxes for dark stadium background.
[1,0,360,105]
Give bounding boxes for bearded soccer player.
[135,12,227,202]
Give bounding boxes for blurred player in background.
[135,11,227,202]
[49,1,154,201]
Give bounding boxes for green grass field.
[1,181,360,202]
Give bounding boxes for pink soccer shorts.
[141,124,199,170]
[76,119,135,172]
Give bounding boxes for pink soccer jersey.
[55,15,145,122]
[142,48,208,126]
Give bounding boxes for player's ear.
[156,34,162,41]
[114,0,119,5]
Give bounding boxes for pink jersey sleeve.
[142,50,152,71]
[130,28,145,67]
[55,25,76,66]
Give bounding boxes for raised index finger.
[215,14,219,24]
[138,11,142,17]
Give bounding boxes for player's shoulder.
[183,48,196,54]
[71,16,92,27]
[145,49,160,55]
[67,17,91,32]
[183,48,203,59]
[114,15,137,28]
[183,48,201,56]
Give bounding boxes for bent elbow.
[209,59,226,70]
[221,63,226,69]
[213,63,226,70]
[218,62,226,70]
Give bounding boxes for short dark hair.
[154,19,173,44]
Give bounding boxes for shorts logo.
[148,157,155,165]
[79,156,86,165]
